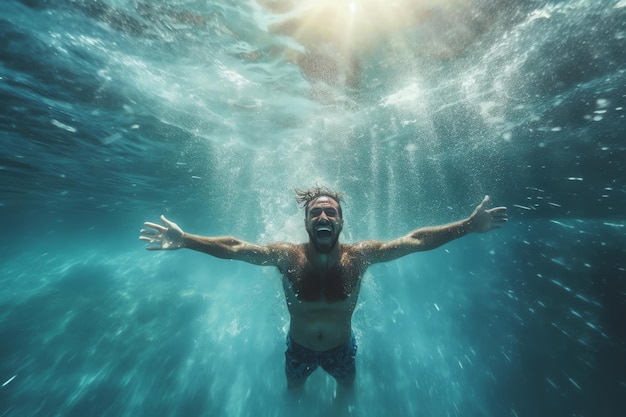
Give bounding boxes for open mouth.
[315,226,332,239]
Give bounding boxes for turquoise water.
[1,1,625,416]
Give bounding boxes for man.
[139,186,507,389]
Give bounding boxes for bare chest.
[282,259,364,303]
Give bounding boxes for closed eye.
[310,208,337,217]
[308,204,340,220]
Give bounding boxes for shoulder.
[346,240,385,254]
[343,240,394,266]
[341,242,377,262]
[266,242,305,266]
[265,242,301,258]
[267,242,310,253]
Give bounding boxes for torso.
[279,244,367,351]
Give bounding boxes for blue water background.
[1,0,625,416]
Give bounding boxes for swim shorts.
[285,333,357,382]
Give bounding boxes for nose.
[318,211,329,222]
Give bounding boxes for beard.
[307,229,339,253]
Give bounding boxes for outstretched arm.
[139,215,292,266]
[356,196,507,265]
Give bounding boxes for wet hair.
[295,185,344,217]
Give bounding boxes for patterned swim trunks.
[285,333,357,382]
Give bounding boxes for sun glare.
[267,0,471,52]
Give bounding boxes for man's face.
[305,196,343,253]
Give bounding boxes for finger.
[139,236,163,243]
[144,221,167,232]
[478,195,490,210]
[140,229,159,237]
[160,215,175,228]
[486,206,507,214]
[487,212,508,218]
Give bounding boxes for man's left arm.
[356,196,507,265]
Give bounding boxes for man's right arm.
[139,215,291,267]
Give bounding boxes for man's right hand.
[139,215,185,250]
